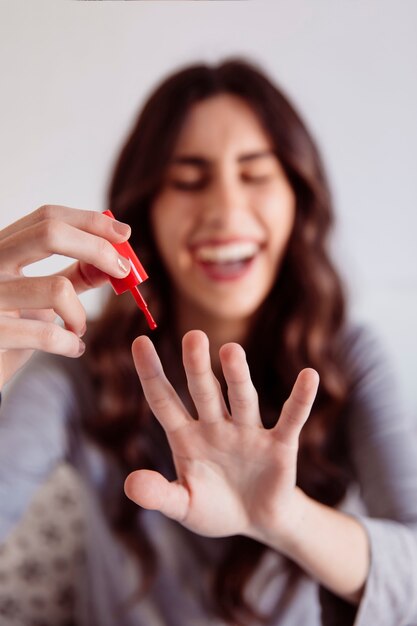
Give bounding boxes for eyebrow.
[170,150,275,168]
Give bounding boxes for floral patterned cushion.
[0,464,86,626]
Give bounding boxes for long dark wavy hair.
[84,58,353,624]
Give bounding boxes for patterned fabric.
[0,463,86,626]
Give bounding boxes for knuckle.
[292,393,311,411]
[191,387,217,404]
[39,218,60,249]
[231,395,252,410]
[39,323,62,351]
[49,276,74,301]
[36,204,55,221]
[96,236,113,260]
[281,401,301,425]
[230,385,258,409]
[148,388,175,413]
[232,395,252,409]
[85,210,102,232]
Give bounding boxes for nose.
[200,174,247,228]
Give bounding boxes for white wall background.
[0,0,416,410]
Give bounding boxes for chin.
[203,297,266,323]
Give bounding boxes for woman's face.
[151,94,296,324]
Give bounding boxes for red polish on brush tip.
[103,210,157,330]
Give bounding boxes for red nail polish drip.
[103,210,157,330]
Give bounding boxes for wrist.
[247,487,310,554]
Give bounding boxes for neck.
[174,300,251,379]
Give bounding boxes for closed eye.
[241,173,273,184]
[169,174,273,191]
[170,179,207,191]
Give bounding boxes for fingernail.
[113,221,131,238]
[78,339,86,356]
[77,323,87,338]
[117,256,131,275]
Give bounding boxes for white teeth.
[195,242,260,263]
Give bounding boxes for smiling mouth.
[194,241,260,263]
[192,241,261,281]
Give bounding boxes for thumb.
[124,469,190,523]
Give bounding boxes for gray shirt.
[1,326,417,626]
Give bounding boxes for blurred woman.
[1,59,416,626]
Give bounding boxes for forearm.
[0,355,72,541]
[249,487,370,605]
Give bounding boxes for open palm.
[125,330,319,541]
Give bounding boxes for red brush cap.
[103,210,157,330]
[103,209,148,294]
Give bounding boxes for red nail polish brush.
[103,210,157,330]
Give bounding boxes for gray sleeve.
[321,327,417,625]
[0,354,78,542]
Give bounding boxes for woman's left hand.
[125,330,319,543]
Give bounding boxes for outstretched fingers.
[132,336,191,432]
[182,330,229,422]
[124,470,190,522]
[219,342,262,426]
[273,368,320,446]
